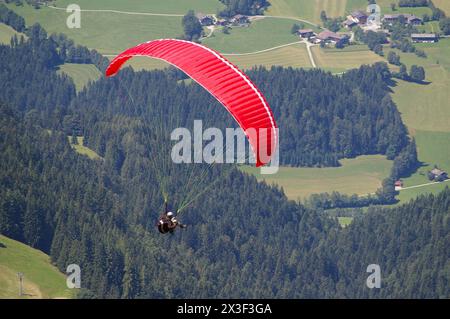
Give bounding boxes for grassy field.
[241,155,393,200]
[385,39,450,203]
[432,0,450,15]
[311,44,387,73]
[53,0,224,14]
[57,63,102,91]
[388,40,450,133]
[0,235,73,299]
[6,3,183,55]
[266,0,364,23]
[226,43,312,70]
[68,136,102,160]
[0,22,24,44]
[202,18,300,53]
[337,216,354,227]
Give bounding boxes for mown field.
[0,22,23,44]
[226,43,312,70]
[386,39,450,203]
[311,44,387,73]
[68,136,102,160]
[0,235,73,299]
[241,155,393,200]
[53,0,225,14]
[266,0,368,23]
[57,63,101,91]
[202,17,301,53]
[432,0,450,15]
[6,3,183,55]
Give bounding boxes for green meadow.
[241,155,393,201]
[57,63,101,91]
[53,0,225,15]
[0,235,73,299]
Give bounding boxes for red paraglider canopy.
[106,39,277,167]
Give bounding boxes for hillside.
[0,235,73,299]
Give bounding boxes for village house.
[429,168,448,181]
[196,13,215,26]
[298,29,315,38]
[216,18,229,26]
[394,180,404,191]
[317,30,346,44]
[343,19,358,29]
[383,14,422,25]
[411,33,439,43]
[231,14,250,25]
[351,10,368,24]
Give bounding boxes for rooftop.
[411,33,438,38]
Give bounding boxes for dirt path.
[302,39,317,68]
[399,179,450,191]
[46,4,185,17]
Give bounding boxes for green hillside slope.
[0,235,73,299]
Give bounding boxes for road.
[399,179,450,191]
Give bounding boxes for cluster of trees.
[387,51,401,65]
[399,0,429,7]
[439,18,450,35]
[0,5,110,72]
[355,28,388,56]
[320,10,343,33]
[0,3,25,31]
[181,10,203,42]
[392,63,426,82]
[218,0,269,17]
[0,19,448,298]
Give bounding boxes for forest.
[0,8,448,299]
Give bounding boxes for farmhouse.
[394,180,404,191]
[429,168,448,181]
[317,30,345,43]
[343,19,358,29]
[383,14,422,25]
[196,13,215,26]
[411,33,439,43]
[216,18,229,26]
[298,29,315,38]
[231,14,250,25]
[317,30,348,44]
[351,10,368,24]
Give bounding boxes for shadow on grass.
[387,77,432,91]
[0,242,6,248]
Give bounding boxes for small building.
[343,19,358,29]
[351,10,368,24]
[394,180,404,191]
[196,13,215,26]
[231,14,250,25]
[317,30,349,47]
[216,18,229,26]
[298,29,315,38]
[407,15,423,25]
[383,14,422,25]
[411,33,439,43]
[429,168,448,181]
[317,30,345,43]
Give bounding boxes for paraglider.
[105,39,278,234]
[105,39,277,167]
[157,203,187,234]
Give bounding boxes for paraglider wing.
[105,39,277,167]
